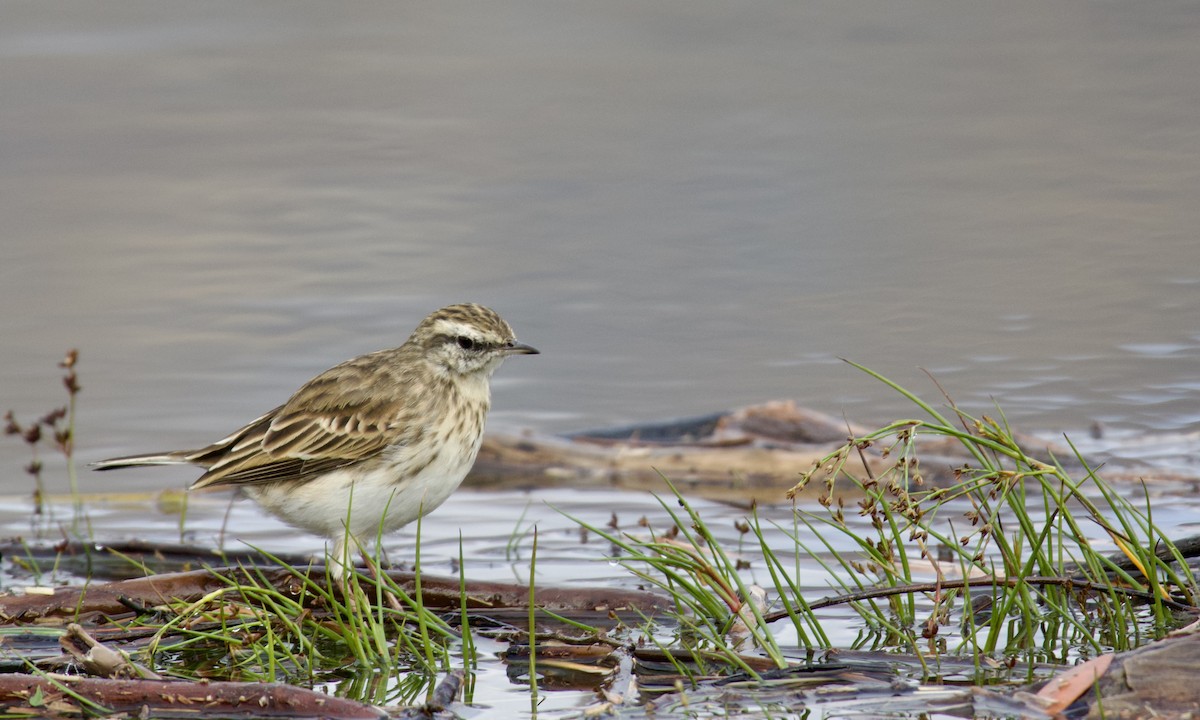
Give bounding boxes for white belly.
[246,431,482,545]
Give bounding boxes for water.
[4,4,1200,492]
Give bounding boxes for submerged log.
[1,538,317,581]
[469,402,884,503]
[468,401,1080,501]
[0,564,667,624]
[471,429,858,502]
[0,673,386,719]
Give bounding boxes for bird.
[92,303,538,570]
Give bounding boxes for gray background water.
[4,2,1199,493]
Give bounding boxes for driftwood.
[470,403,879,502]
[0,563,668,624]
[500,631,1200,717]
[60,623,160,679]
[1084,629,1200,718]
[0,672,387,719]
[468,401,1085,502]
[2,538,318,581]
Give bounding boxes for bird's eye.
[456,336,476,351]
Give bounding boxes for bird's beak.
[504,342,540,355]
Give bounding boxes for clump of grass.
[99,509,460,704]
[570,484,812,681]
[130,551,458,704]
[577,363,1198,684]
[784,363,1196,667]
[5,350,84,527]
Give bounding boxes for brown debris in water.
[468,400,1077,502]
[0,673,387,720]
[0,561,668,624]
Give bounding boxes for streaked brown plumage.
[92,303,538,566]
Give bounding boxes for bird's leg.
[357,542,405,614]
[328,535,365,612]
[329,534,404,614]
[330,532,356,577]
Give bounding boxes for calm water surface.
[4,3,1200,496]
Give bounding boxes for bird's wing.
[189,352,418,490]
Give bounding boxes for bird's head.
[411,303,538,377]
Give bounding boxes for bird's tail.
[90,452,191,471]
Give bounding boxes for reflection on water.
[2,6,1199,493]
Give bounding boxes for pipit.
[92,303,538,568]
